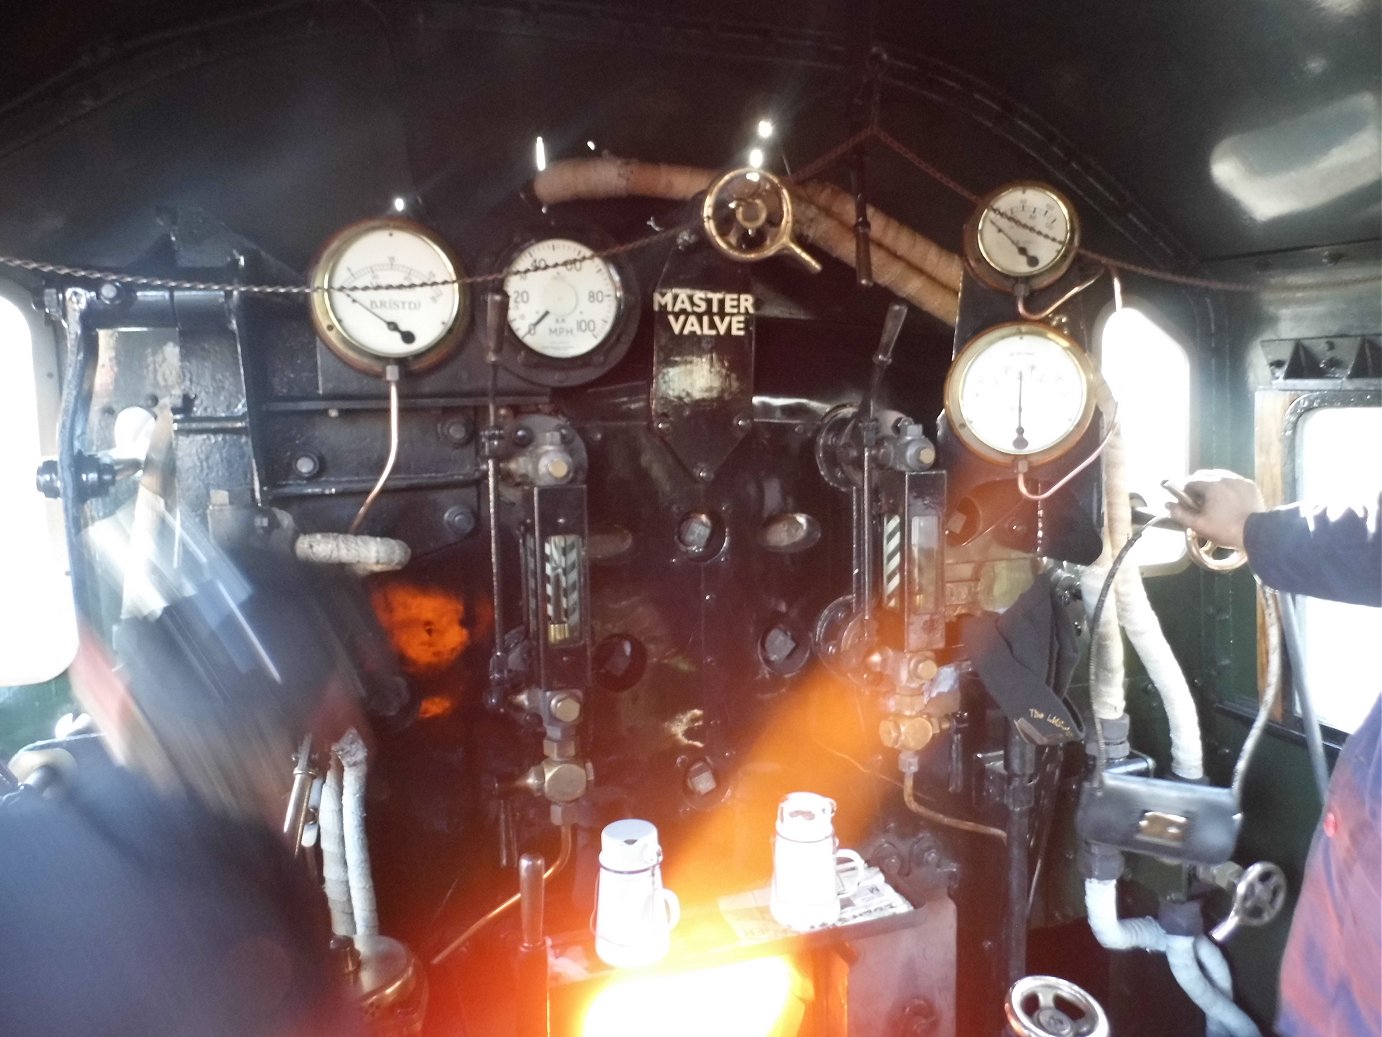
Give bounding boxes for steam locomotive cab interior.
[1,3,1379,1035]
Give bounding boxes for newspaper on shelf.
[716,864,914,944]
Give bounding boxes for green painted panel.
[0,674,75,761]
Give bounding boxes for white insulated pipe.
[335,728,379,937]
[1166,936,1262,1037]
[1086,882,1260,1037]
[1102,430,1204,780]
[318,757,356,937]
[1084,879,1168,952]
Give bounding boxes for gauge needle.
[1013,370,1029,451]
[992,217,1040,268]
[526,310,551,336]
[341,290,416,345]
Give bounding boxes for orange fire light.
[369,582,473,675]
[581,956,803,1037]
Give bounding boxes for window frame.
[0,275,77,687]
[1279,389,1381,735]
[1093,295,1196,576]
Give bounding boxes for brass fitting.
[520,758,594,803]
[879,713,949,752]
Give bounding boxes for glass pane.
[0,293,77,687]
[1100,306,1191,569]
[1294,405,1382,733]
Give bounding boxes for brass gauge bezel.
[943,320,1098,467]
[496,227,639,388]
[962,181,1080,294]
[308,217,470,376]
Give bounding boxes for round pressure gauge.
[963,182,1080,293]
[503,239,622,358]
[309,218,469,374]
[498,233,637,387]
[944,321,1097,467]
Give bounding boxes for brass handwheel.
[701,167,822,273]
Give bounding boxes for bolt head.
[292,453,322,479]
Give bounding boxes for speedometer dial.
[503,239,622,359]
[944,322,1097,466]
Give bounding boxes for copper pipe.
[903,771,1006,843]
[432,825,574,965]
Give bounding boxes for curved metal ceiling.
[1,0,1378,264]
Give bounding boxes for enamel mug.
[594,819,680,967]
[769,792,866,931]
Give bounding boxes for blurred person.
[0,544,365,1037]
[1170,469,1380,1037]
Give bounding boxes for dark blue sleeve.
[1243,493,1382,607]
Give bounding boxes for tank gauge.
[309,218,469,375]
[943,321,1097,466]
[498,234,638,387]
[963,182,1080,294]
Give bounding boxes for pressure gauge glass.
[310,218,468,373]
[503,239,622,359]
[944,322,1097,466]
[964,182,1079,292]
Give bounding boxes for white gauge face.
[976,185,1074,279]
[321,224,462,359]
[503,239,621,359]
[948,325,1094,463]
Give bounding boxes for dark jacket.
[1252,496,1381,1037]
[0,766,359,1037]
[1244,495,1382,608]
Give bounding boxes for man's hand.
[1166,469,1266,550]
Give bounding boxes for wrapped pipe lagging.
[532,157,961,326]
[1102,429,1204,780]
[336,728,379,937]
[319,758,356,937]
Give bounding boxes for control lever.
[864,301,908,421]
[1209,861,1287,943]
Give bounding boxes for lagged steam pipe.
[1101,428,1203,780]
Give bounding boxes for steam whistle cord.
[1276,593,1331,805]
[1086,513,1283,796]
[1232,583,1283,800]
[432,823,572,966]
[347,364,401,535]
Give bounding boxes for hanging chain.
[0,125,1376,296]
[0,224,690,296]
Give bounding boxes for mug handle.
[659,887,681,930]
[834,849,867,897]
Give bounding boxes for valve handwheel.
[701,168,822,273]
[1006,976,1110,1037]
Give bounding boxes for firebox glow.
[581,955,800,1037]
